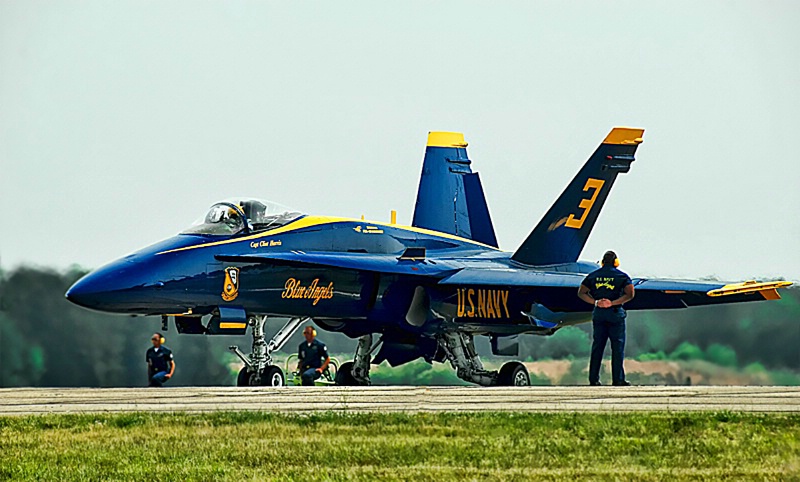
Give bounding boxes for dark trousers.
[301,368,322,386]
[589,307,626,384]
[149,371,169,387]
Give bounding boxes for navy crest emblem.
[222,267,240,302]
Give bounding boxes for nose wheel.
[230,315,308,387]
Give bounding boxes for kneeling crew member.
[578,251,635,386]
[297,326,330,386]
[146,332,175,387]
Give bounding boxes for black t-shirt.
[581,266,633,305]
[298,340,329,370]
[146,346,174,375]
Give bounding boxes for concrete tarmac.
[1,386,799,415]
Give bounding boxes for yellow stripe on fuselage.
[157,215,501,255]
[219,322,247,329]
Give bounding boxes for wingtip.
[706,280,793,298]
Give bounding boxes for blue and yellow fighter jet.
[66,128,792,387]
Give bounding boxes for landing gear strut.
[336,334,380,386]
[229,315,308,387]
[437,332,530,386]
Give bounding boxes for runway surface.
[1,386,799,415]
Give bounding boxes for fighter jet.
[66,128,791,387]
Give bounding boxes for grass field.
[1,411,798,481]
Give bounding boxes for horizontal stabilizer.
[523,304,594,336]
[215,252,460,278]
[525,304,561,332]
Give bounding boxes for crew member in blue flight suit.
[578,251,635,386]
[146,332,176,387]
[296,326,330,386]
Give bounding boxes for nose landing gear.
[229,315,309,387]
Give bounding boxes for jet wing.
[438,268,585,288]
[215,251,461,278]
[438,268,791,310]
[630,279,791,308]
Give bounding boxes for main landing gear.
[437,332,530,386]
[335,334,381,386]
[229,315,308,387]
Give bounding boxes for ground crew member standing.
[577,251,635,386]
[297,326,330,386]
[146,332,175,387]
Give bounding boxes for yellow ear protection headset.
[153,333,165,344]
[303,326,317,337]
[601,251,620,268]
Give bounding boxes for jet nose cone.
[65,256,142,311]
[65,273,107,309]
[64,252,183,314]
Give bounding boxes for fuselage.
[66,214,600,336]
[67,209,768,341]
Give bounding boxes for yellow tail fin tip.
[427,132,468,148]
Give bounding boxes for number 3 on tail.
[565,178,605,229]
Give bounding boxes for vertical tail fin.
[511,127,644,266]
[412,132,499,247]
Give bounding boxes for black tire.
[262,365,285,387]
[237,365,285,387]
[237,367,257,386]
[497,362,530,386]
[334,361,359,386]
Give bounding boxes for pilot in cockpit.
[181,199,303,237]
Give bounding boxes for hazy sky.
[1,1,798,282]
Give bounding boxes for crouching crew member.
[297,326,330,386]
[146,332,175,387]
[577,251,635,387]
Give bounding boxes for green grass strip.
[1,411,798,481]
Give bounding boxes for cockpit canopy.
[182,199,304,236]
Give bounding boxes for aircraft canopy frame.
[182,198,304,236]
